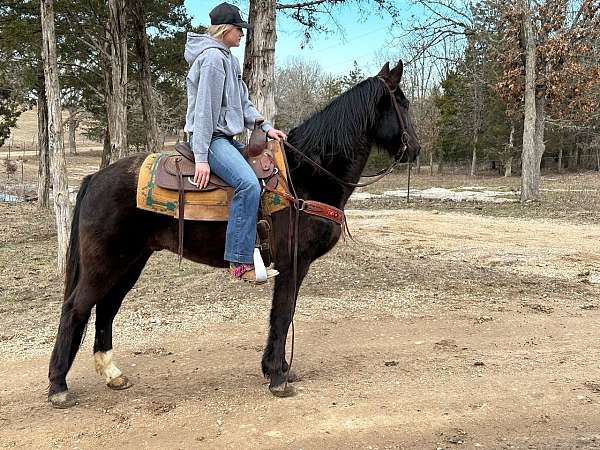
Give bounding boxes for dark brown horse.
[48,60,420,408]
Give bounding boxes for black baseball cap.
[209,3,251,29]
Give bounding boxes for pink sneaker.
[229,263,279,284]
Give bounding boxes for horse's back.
[75,153,226,264]
[78,153,154,244]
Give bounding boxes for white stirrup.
[253,248,268,282]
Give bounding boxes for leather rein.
[270,76,412,393]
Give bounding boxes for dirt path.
[1,208,600,449]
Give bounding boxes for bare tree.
[520,0,538,200]
[40,0,72,274]
[66,106,80,155]
[107,0,128,161]
[404,0,483,176]
[275,57,326,129]
[466,39,484,177]
[397,42,440,174]
[37,72,50,208]
[498,0,600,200]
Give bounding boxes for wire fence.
[0,136,101,157]
[407,151,600,176]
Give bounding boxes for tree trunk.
[100,41,112,169]
[68,107,77,155]
[416,154,421,174]
[505,122,515,177]
[107,0,128,161]
[132,0,161,153]
[470,132,478,177]
[429,151,433,176]
[505,157,513,177]
[557,146,563,173]
[41,0,72,275]
[567,147,574,169]
[243,0,277,123]
[101,126,111,169]
[37,76,50,208]
[534,93,546,167]
[520,0,540,202]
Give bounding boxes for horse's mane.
[288,77,386,161]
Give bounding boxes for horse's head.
[373,61,420,163]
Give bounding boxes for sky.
[184,1,416,77]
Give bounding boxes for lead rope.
[407,161,412,203]
[280,142,300,393]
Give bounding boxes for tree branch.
[277,0,341,9]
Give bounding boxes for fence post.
[21,160,25,201]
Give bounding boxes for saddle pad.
[136,142,289,221]
[137,153,233,221]
[262,140,289,214]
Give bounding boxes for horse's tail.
[63,175,92,302]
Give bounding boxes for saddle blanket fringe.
[136,143,289,221]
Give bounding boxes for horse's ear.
[388,60,404,85]
[377,62,391,78]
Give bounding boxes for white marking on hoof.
[50,391,68,404]
[94,350,123,383]
[48,391,78,408]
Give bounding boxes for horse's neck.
[288,141,372,209]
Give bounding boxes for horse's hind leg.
[93,251,151,390]
[48,253,147,408]
[48,276,111,408]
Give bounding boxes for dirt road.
[1,207,600,449]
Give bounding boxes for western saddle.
[154,124,280,263]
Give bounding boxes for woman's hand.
[193,162,211,189]
[267,128,287,142]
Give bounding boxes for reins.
[282,138,406,188]
[276,76,414,393]
[279,76,410,189]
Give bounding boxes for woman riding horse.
[187,2,286,283]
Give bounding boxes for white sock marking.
[94,350,123,383]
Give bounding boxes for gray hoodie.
[184,33,273,163]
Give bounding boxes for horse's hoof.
[269,383,297,398]
[107,375,132,390]
[48,391,78,409]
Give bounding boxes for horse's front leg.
[262,259,309,396]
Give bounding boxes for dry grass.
[0,108,97,151]
[351,169,600,223]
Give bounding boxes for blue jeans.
[208,136,260,264]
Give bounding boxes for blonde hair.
[207,24,235,40]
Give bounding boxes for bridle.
[281,75,412,189]
[377,76,411,165]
